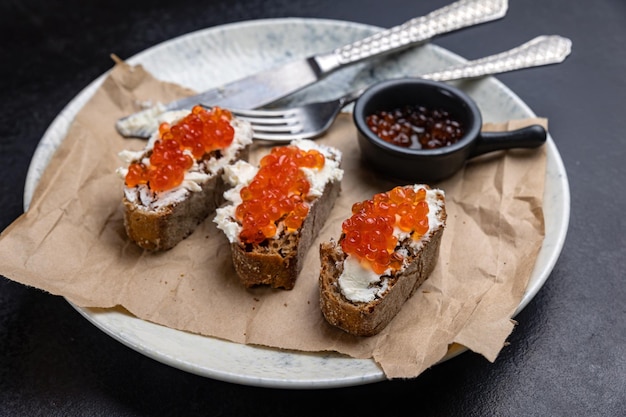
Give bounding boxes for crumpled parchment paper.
[0,61,547,378]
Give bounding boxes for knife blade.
[116,0,508,138]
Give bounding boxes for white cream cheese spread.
[115,102,171,138]
[338,186,445,303]
[214,139,343,243]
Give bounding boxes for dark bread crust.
[231,178,342,290]
[123,146,249,251]
[319,192,446,337]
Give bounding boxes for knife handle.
[314,0,508,73]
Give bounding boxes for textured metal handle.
[421,35,572,81]
[338,35,572,108]
[332,0,508,66]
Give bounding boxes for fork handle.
[421,35,572,81]
[337,35,572,108]
[314,0,508,73]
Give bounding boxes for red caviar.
[124,105,235,192]
[341,186,430,275]
[236,145,325,244]
[366,105,464,149]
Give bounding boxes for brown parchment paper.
[0,61,547,379]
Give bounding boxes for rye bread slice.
[319,189,446,336]
[215,140,343,290]
[122,146,249,251]
[119,114,252,251]
[231,179,341,289]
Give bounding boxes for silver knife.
[117,0,508,138]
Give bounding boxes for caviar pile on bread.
[214,139,343,290]
[319,184,446,336]
[117,105,253,251]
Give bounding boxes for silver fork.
[231,35,571,142]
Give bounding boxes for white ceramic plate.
[24,18,570,389]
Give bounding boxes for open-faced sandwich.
[319,184,446,336]
[214,139,343,290]
[116,105,253,251]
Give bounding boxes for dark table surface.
[1,0,624,416]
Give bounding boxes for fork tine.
[249,123,304,134]
[230,108,298,117]
[233,106,324,142]
[236,114,300,126]
[252,130,318,142]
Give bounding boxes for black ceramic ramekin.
[353,78,547,182]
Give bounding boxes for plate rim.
[23,17,570,389]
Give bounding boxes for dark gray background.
[1,0,624,415]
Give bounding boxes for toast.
[117,106,253,251]
[319,185,446,336]
[214,139,343,289]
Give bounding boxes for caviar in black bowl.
[353,78,547,182]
